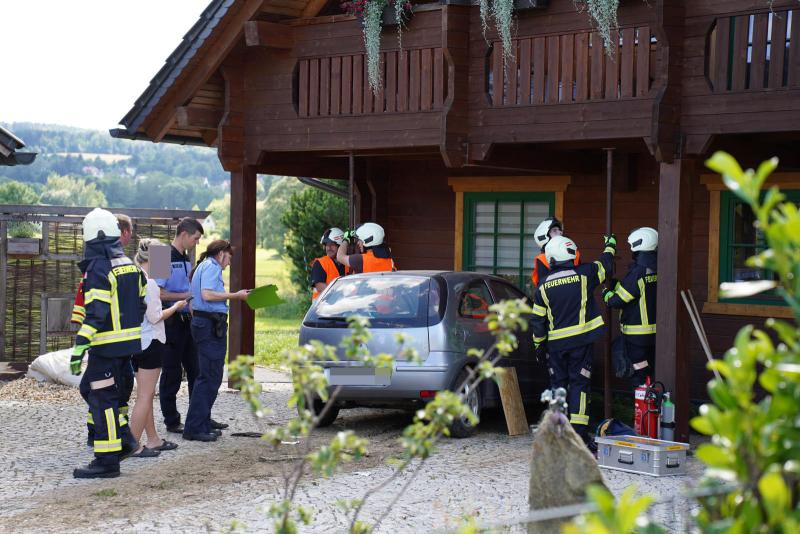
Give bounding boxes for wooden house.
[112,0,800,439]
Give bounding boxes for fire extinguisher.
[634,377,664,438]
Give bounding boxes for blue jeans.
[184,316,227,435]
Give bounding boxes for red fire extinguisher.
[634,377,664,438]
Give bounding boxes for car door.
[486,278,542,401]
[454,278,496,362]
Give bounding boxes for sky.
[0,0,211,131]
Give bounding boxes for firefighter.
[72,213,135,446]
[530,217,581,289]
[602,227,658,387]
[311,227,347,300]
[70,208,146,478]
[531,234,616,444]
[336,222,396,273]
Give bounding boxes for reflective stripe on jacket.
[311,255,346,300]
[531,247,614,352]
[604,253,658,346]
[362,250,396,273]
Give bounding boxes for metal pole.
[348,152,355,228]
[603,148,615,419]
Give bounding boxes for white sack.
[27,349,82,388]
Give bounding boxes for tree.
[281,186,348,294]
[39,173,107,207]
[0,180,39,205]
[206,194,231,240]
[257,177,306,253]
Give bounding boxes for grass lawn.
[254,316,299,369]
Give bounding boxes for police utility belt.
[193,310,228,338]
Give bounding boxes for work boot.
[182,432,217,442]
[210,428,222,437]
[73,459,120,479]
[210,419,229,430]
[166,423,184,434]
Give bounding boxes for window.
[718,189,800,305]
[487,279,530,304]
[462,192,554,294]
[458,281,493,320]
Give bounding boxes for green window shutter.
[462,192,554,293]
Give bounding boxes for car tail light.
[419,390,438,398]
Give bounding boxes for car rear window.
[305,276,445,328]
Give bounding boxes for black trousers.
[547,344,593,436]
[159,314,198,427]
[625,338,655,388]
[78,353,135,466]
[81,356,133,440]
[184,316,226,435]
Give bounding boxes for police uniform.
[183,257,228,438]
[156,245,198,430]
[348,246,396,274]
[603,251,657,386]
[75,239,146,468]
[310,255,346,300]
[531,242,615,437]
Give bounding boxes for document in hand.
[245,284,284,310]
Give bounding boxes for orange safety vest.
[530,251,581,288]
[361,249,396,273]
[311,255,346,300]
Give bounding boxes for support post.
[0,220,6,360]
[603,148,614,419]
[348,152,355,228]
[655,158,694,442]
[228,165,257,387]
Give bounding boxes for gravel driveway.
[0,369,702,533]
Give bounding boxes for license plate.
[327,366,391,386]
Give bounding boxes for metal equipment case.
[595,435,690,477]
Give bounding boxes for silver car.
[299,271,546,436]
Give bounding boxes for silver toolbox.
[595,435,690,477]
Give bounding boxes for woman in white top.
[129,238,187,457]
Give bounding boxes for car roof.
[340,270,517,285]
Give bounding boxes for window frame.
[462,191,554,291]
[702,173,800,318]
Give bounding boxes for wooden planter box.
[7,238,41,256]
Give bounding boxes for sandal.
[154,440,178,451]
[130,447,161,458]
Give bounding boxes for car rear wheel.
[302,399,340,427]
[448,367,481,438]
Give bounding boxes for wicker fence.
[0,205,209,366]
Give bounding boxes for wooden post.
[0,220,6,360]
[498,367,529,436]
[348,152,355,228]
[655,158,694,442]
[228,165,257,387]
[603,148,614,419]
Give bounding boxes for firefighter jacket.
[75,238,147,358]
[531,245,615,353]
[311,255,347,300]
[71,276,87,325]
[531,250,582,288]
[604,251,657,346]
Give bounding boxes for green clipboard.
[246,284,285,310]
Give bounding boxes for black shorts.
[133,340,164,370]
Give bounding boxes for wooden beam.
[243,20,293,49]
[655,158,694,443]
[228,165,257,387]
[176,106,224,130]
[301,0,328,18]
[144,0,264,142]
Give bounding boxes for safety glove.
[602,288,615,304]
[342,229,359,242]
[70,344,89,375]
[603,234,617,248]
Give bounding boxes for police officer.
[531,234,616,444]
[72,213,136,446]
[183,240,249,442]
[530,217,581,289]
[336,222,396,273]
[602,227,658,387]
[70,208,146,478]
[311,227,347,300]
[156,217,207,434]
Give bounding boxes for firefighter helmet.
[355,222,385,247]
[534,217,564,249]
[320,227,345,245]
[82,208,120,242]
[545,235,578,264]
[628,227,658,252]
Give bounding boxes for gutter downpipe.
[604,148,615,420]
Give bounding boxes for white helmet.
[356,222,385,247]
[82,208,120,242]
[321,227,345,245]
[545,235,577,264]
[628,227,658,252]
[534,217,563,249]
